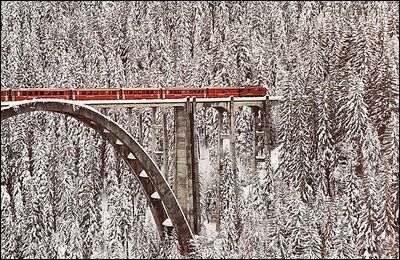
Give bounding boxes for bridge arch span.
[1,100,193,255]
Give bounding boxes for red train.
[0,87,268,102]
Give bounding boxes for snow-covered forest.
[1,1,399,259]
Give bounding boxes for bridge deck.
[1,96,283,108]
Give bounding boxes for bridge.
[0,96,283,255]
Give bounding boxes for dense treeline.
[1,1,399,259]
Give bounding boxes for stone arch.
[1,100,194,255]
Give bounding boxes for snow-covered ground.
[271,143,283,171]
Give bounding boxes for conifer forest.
[1,1,399,259]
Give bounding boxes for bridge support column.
[138,109,143,145]
[215,108,223,232]
[214,97,239,233]
[162,108,169,181]
[229,97,241,233]
[173,98,200,234]
[250,106,263,181]
[151,107,157,160]
[253,108,260,180]
[127,108,133,133]
[263,97,271,158]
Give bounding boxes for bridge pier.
[151,107,157,160]
[162,108,169,181]
[263,97,271,159]
[173,98,200,234]
[213,97,239,232]
[138,109,143,145]
[215,108,224,232]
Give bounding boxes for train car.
[122,88,161,99]
[238,86,268,97]
[163,88,206,99]
[1,89,12,101]
[73,88,121,100]
[12,88,71,101]
[206,87,240,98]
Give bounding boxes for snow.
[139,170,149,178]
[162,218,173,227]
[150,192,160,199]
[271,143,282,171]
[127,153,136,160]
[242,185,251,200]
[222,139,230,150]
[198,145,213,188]
[203,222,217,235]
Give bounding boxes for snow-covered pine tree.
[219,151,239,258]
[1,187,17,259]
[377,113,399,258]
[356,123,381,258]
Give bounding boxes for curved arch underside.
[1,100,193,255]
